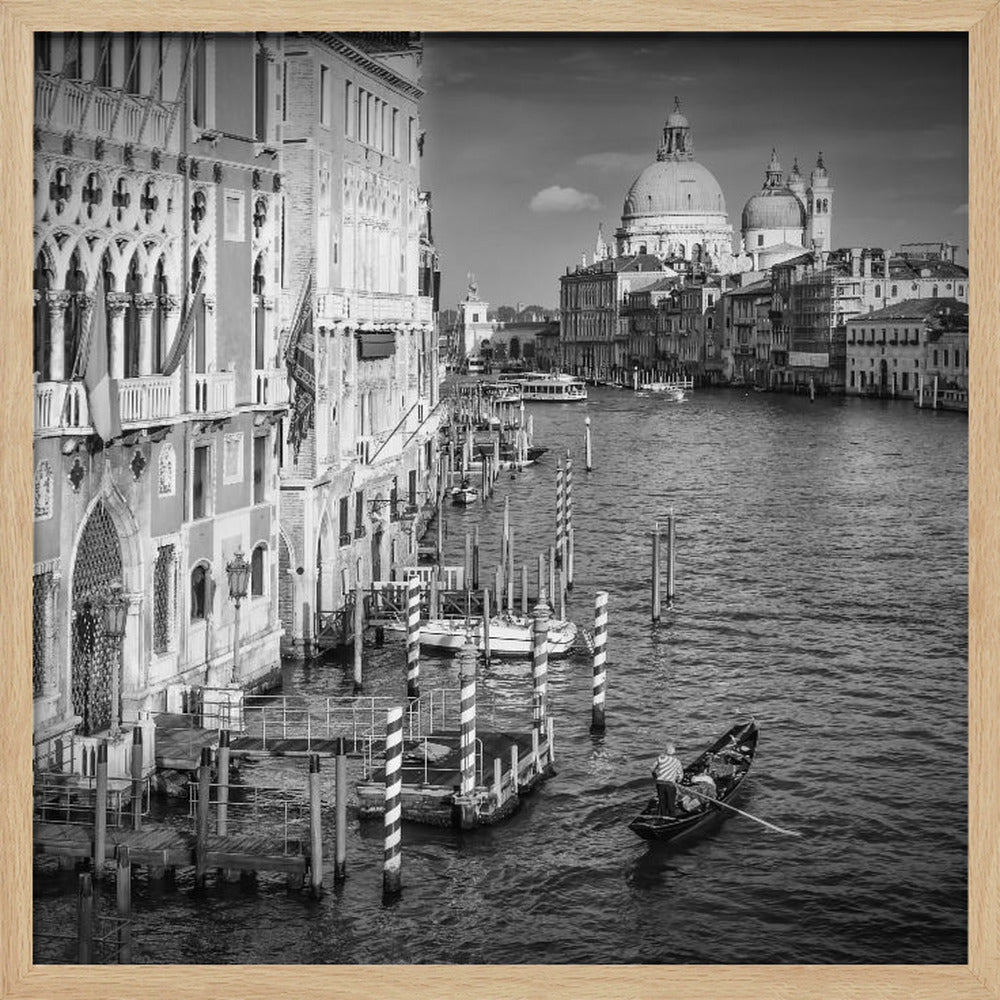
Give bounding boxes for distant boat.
[450,484,479,506]
[505,373,588,402]
[386,614,578,657]
[646,382,687,401]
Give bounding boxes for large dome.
[623,160,727,218]
[741,190,805,231]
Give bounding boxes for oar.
[671,782,803,838]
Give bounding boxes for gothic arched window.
[191,254,207,373]
[33,253,52,379]
[65,249,87,377]
[152,259,168,372]
[124,253,142,378]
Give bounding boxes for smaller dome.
[741,190,805,232]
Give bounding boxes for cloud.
[529,186,601,213]
[576,151,649,173]
[953,203,968,215]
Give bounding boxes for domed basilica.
[609,99,833,274]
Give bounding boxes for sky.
[419,33,968,311]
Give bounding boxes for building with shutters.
[32,32,288,757]
[275,33,440,657]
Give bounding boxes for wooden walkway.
[33,822,307,875]
[153,713,219,771]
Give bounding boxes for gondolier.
[652,743,684,816]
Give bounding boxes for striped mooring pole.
[532,590,550,735]
[459,638,478,798]
[590,591,608,734]
[406,574,421,702]
[382,705,404,898]
[555,460,565,560]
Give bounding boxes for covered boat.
[628,719,759,844]
[386,614,577,657]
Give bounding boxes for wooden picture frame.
[1,4,994,998]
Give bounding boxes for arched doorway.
[278,533,295,653]
[71,501,123,735]
[879,359,889,395]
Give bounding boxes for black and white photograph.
[28,29,969,971]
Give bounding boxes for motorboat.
[385,614,577,657]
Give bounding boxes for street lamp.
[226,549,250,686]
[102,585,128,737]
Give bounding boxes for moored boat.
[450,484,479,505]
[646,382,688,401]
[385,614,577,657]
[628,719,759,844]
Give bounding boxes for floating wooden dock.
[356,725,555,828]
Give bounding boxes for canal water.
[34,387,968,965]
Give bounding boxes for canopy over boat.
[628,719,759,844]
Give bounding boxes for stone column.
[135,294,157,376]
[106,293,129,381]
[161,295,181,373]
[45,291,71,381]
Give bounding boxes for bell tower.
[806,152,833,252]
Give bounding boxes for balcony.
[189,371,235,416]
[120,373,181,425]
[35,75,179,151]
[316,291,435,326]
[254,369,290,408]
[34,382,89,433]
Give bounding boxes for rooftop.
[846,297,968,324]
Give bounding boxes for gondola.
[628,719,759,844]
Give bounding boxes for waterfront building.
[717,277,773,384]
[615,99,734,269]
[33,32,287,749]
[768,246,968,392]
[559,254,668,379]
[455,276,494,362]
[844,297,968,405]
[277,32,439,655]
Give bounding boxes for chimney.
[884,249,892,279]
[862,251,872,279]
[850,248,861,278]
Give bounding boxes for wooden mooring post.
[93,741,108,881]
[335,737,348,881]
[472,526,480,590]
[217,729,230,836]
[308,754,323,898]
[76,872,94,964]
[482,588,492,665]
[506,525,515,612]
[532,591,550,735]
[666,509,676,608]
[130,726,143,831]
[353,581,364,694]
[116,844,131,964]
[195,746,211,888]
[651,521,662,622]
[585,416,593,472]
[521,563,529,615]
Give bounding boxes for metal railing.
[33,771,135,827]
